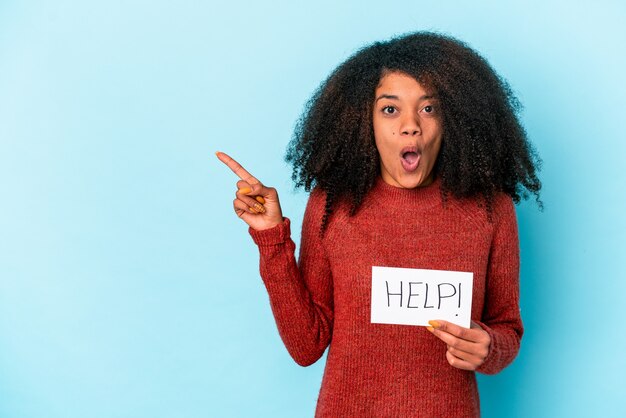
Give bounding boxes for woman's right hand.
[216,151,284,231]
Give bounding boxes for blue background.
[1,1,625,417]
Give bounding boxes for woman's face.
[372,71,443,189]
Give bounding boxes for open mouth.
[400,147,420,172]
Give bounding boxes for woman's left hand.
[426,320,491,371]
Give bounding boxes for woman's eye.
[382,106,396,115]
[422,105,434,113]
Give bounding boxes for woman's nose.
[400,113,421,136]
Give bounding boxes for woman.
[217,31,541,417]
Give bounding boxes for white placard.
[371,266,473,328]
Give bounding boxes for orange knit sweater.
[249,176,523,417]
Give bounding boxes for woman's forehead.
[375,71,436,97]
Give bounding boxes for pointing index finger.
[215,151,260,184]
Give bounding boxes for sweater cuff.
[248,217,291,246]
[473,319,502,375]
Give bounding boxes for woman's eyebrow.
[375,94,399,102]
[375,94,435,102]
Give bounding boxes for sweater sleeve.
[475,195,524,375]
[248,188,333,367]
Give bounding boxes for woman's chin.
[381,166,433,189]
[400,179,424,189]
[391,173,426,189]
[399,171,437,188]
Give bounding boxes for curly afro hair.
[285,31,542,235]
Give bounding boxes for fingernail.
[255,196,266,204]
[248,206,258,213]
[428,320,440,329]
[238,187,251,194]
[254,203,266,213]
[426,326,435,332]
